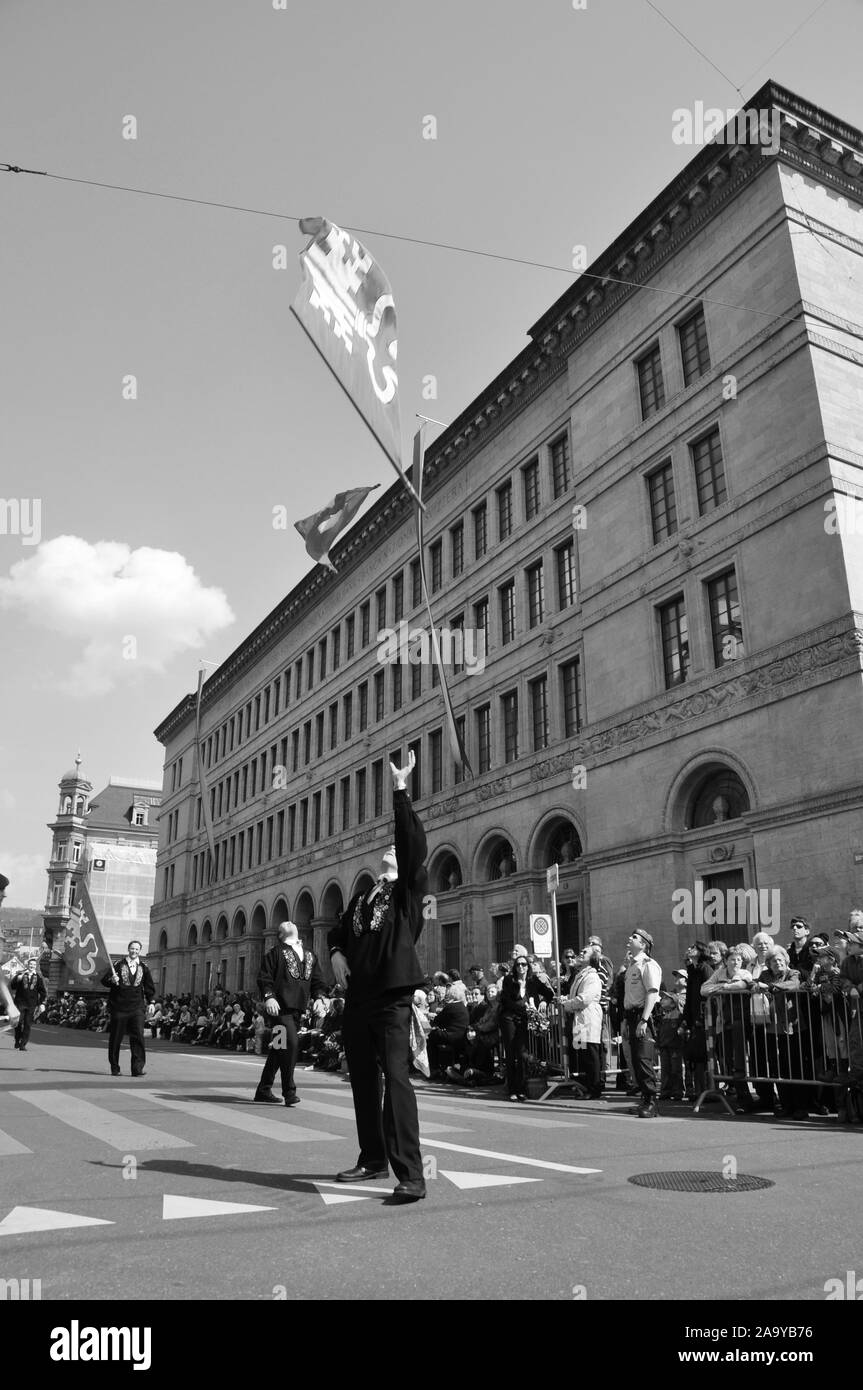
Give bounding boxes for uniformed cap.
[632,928,654,951]
[672,969,687,979]
[0,873,8,893]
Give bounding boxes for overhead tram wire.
[641,0,745,100]
[0,162,814,330]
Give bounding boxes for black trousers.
[108,1010,146,1073]
[14,1008,34,1048]
[572,1041,603,1097]
[626,1013,657,1102]
[341,989,422,1183]
[499,1014,529,1095]
[258,1012,300,1096]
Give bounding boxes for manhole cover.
[628,1171,774,1193]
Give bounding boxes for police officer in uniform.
[255,920,328,1105]
[100,940,155,1076]
[623,928,662,1117]
[328,751,428,1203]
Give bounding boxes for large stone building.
[42,756,161,992]
[150,80,863,996]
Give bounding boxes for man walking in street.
[0,873,22,1034]
[12,956,46,1051]
[100,940,155,1076]
[624,929,662,1117]
[255,920,328,1106]
[328,750,429,1203]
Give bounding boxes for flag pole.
[289,305,427,514]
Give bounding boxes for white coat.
[564,966,603,1046]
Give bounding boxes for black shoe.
[633,1102,659,1118]
[131,1070,146,1077]
[18,1046,27,1052]
[111,1068,121,1076]
[284,1094,301,1107]
[336,1165,388,1183]
[254,1089,281,1104]
[392,1179,427,1203]
[13,1043,19,1050]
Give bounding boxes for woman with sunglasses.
[498,948,554,1101]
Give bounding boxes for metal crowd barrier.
[526,1003,623,1090]
[697,982,863,1116]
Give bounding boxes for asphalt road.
[0,1026,859,1302]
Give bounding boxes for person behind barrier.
[563,946,604,1099]
[748,933,781,1110]
[787,917,816,978]
[499,947,554,1102]
[657,970,687,1102]
[468,964,490,998]
[624,929,662,1117]
[752,945,808,1119]
[681,942,711,1102]
[426,982,469,1079]
[838,927,863,1121]
[701,947,755,1113]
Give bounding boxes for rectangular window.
[300,799,308,848]
[561,658,582,737]
[276,809,285,857]
[254,696,261,733]
[430,540,442,594]
[272,681,280,719]
[256,821,263,865]
[356,769,367,824]
[372,759,384,818]
[707,569,743,667]
[473,597,488,657]
[527,561,545,628]
[306,649,314,689]
[392,664,403,712]
[473,502,488,559]
[450,613,464,675]
[289,805,296,852]
[318,639,327,683]
[267,816,274,861]
[409,739,422,800]
[312,793,321,843]
[691,428,727,514]
[250,762,256,799]
[241,766,248,803]
[374,670,385,722]
[523,457,540,520]
[497,481,513,542]
[315,711,324,759]
[659,595,690,687]
[678,306,710,386]
[329,702,338,751]
[556,540,576,609]
[450,522,464,578]
[291,730,299,774]
[326,784,335,838]
[331,627,341,672]
[392,572,404,623]
[442,923,461,976]
[343,691,353,740]
[648,460,678,542]
[376,586,387,635]
[502,691,519,764]
[499,580,516,645]
[429,730,443,793]
[264,688,270,724]
[360,601,370,647]
[358,682,368,732]
[295,662,302,701]
[493,914,514,961]
[637,344,665,419]
[410,558,422,609]
[476,705,491,774]
[551,433,571,499]
[340,776,351,832]
[453,715,466,786]
[411,662,422,701]
[531,676,549,752]
[303,720,311,766]
[346,614,355,659]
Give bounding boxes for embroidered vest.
[119,961,143,987]
[353,880,394,937]
[281,946,313,980]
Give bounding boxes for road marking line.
[310,1180,390,1196]
[314,1189,371,1206]
[421,1138,601,1174]
[11,1089,193,1152]
[214,1087,468,1135]
[162,1194,277,1220]
[0,1128,32,1157]
[0,1206,113,1236]
[126,1089,341,1143]
[440,1170,542,1190]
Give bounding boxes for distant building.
[150,80,863,993]
[42,754,161,992]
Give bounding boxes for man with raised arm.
[328,750,429,1202]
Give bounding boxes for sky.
[1,0,861,907]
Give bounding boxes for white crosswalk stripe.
[10,1089,193,1151]
[213,1087,470,1135]
[125,1089,341,1143]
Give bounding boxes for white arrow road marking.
[0,1206,113,1236]
[440,1171,543,1190]
[126,1090,340,1143]
[0,1128,32,1157]
[309,1180,391,1195]
[422,1139,601,1174]
[315,1190,371,1206]
[162,1195,277,1221]
[12,1089,192,1151]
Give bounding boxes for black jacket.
[328,788,428,1002]
[12,972,46,1009]
[683,961,712,1030]
[257,944,327,1014]
[429,1001,469,1045]
[498,972,554,1021]
[100,958,156,1014]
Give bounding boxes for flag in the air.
[295,485,379,572]
[61,877,112,991]
[291,216,423,510]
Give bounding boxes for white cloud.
[0,536,235,695]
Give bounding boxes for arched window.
[188,924,198,948]
[436,854,463,893]
[488,840,516,881]
[687,770,750,829]
[546,822,583,867]
[158,930,168,952]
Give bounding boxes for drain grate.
[628,1170,774,1193]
